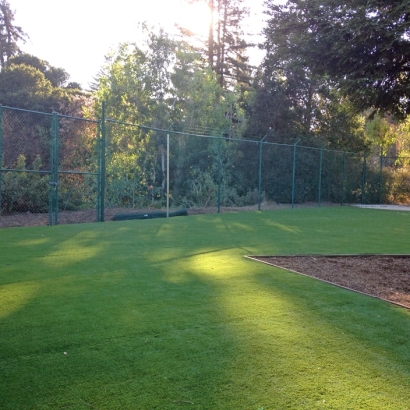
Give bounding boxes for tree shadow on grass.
[0,230,250,409]
[2,210,410,409]
[243,263,410,408]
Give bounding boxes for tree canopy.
[0,53,86,112]
[179,0,251,90]
[263,0,410,118]
[0,0,27,68]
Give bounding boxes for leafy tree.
[0,53,86,111]
[94,29,177,206]
[245,67,301,138]
[94,26,248,207]
[365,114,397,156]
[396,118,410,160]
[315,91,369,152]
[0,51,93,214]
[1,154,49,213]
[7,54,69,87]
[0,0,27,68]
[0,62,63,112]
[245,63,369,151]
[249,28,332,143]
[263,0,410,117]
[181,0,251,89]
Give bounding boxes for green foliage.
[184,169,217,207]
[0,53,89,112]
[179,0,251,89]
[395,118,410,162]
[263,0,410,117]
[247,56,369,151]
[94,26,248,208]
[0,0,27,67]
[383,168,410,204]
[1,154,49,213]
[245,68,299,138]
[0,63,59,110]
[7,54,70,87]
[315,91,369,152]
[365,114,397,156]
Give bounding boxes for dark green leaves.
[263,0,410,117]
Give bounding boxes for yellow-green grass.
[0,207,409,409]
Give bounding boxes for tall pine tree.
[181,0,250,89]
[0,0,27,68]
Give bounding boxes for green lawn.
[1,207,410,409]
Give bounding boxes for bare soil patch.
[252,255,410,309]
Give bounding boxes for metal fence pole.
[291,140,300,209]
[361,152,367,204]
[99,102,106,222]
[341,151,346,206]
[166,133,170,218]
[0,105,3,217]
[48,115,53,226]
[318,143,326,206]
[55,113,59,224]
[258,135,267,211]
[49,112,59,226]
[378,155,383,204]
[217,133,222,213]
[96,119,101,222]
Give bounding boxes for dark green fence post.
[0,105,2,217]
[318,143,326,206]
[48,115,53,226]
[49,112,59,225]
[96,119,101,222]
[341,151,346,206]
[378,155,383,204]
[99,102,106,222]
[217,133,222,214]
[55,113,59,224]
[361,152,367,204]
[258,135,267,211]
[291,140,300,209]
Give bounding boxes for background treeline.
[1,0,410,214]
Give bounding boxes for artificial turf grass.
[0,207,410,409]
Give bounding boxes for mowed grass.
[1,207,410,409]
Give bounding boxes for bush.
[1,155,49,213]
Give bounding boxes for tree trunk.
[208,0,214,68]
[219,0,228,88]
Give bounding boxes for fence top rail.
[1,105,99,123]
[0,168,50,174]
[381,155,410,160]
[1,105,53,116]
[105,118,261,144]
[1,104,362,156]
[57,113,98,123]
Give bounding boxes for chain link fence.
[1,104,409,227]
[0,106,99,226]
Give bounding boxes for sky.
[11,0,268,90]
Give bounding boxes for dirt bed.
[253,255,410,309]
